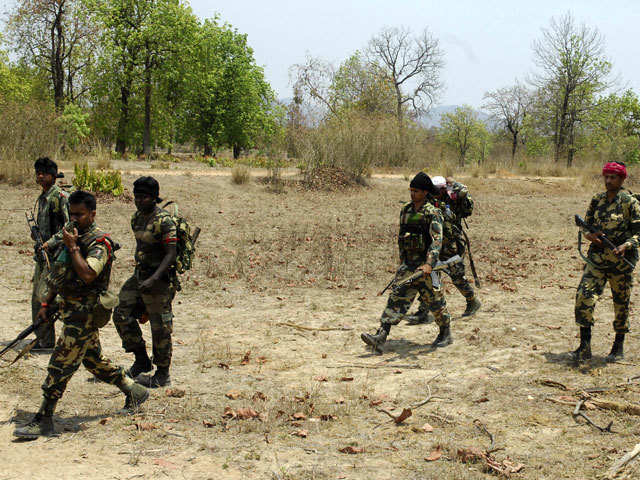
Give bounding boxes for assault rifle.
[26,210,50,268]
[574,215,635,269]
[379,255,463,296]
[0,305,59,366]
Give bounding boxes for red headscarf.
[602,162,627,179]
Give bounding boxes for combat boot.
[461,298,481,318]
[569,327,592,362]
[13,398,56,439]
[137,367,171,388]
[431,325,453,348]
[125,346,153,379]
[360,325,389,354]
[406,309,435,325]
[118,377,149,413]
[606,333,625,363]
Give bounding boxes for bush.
[56,103,90,150]
[72,162,124,196]
[231,165,251,184]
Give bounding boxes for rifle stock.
[574,215,635,269]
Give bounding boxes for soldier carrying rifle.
[361,173,454,353]
[572,161,640,363]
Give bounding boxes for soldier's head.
[409,172,434,205]
[34,157,59,190]
[133,176,161,213]
[602,162,627,192]
[431,175,447,198]
[68,191,96,232]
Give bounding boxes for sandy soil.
[1,167,639,480]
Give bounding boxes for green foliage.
[439,106,490,165]
[72,162,124,196]
[56,103,91,150]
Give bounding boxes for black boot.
[361,325,390,354]
[570,327,592,362]
[462,298,482,318]
[137,367,171,388]
[431,325,453,348]
[606,333,625,363]
[126,346,153,379]
[406,309,434,325]
[13,398,56,439]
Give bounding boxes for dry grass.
[1,165,640,479]
[231,165,251,184]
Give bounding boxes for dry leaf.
[218,363,229,370]
[340,377,354,382]
[165,388,185,398]
[314,375,328,382]
[222,406,236,419]
[236,407,260,420]
[339,446,364,454]
[412,422,434,433]
[202,420,215,428]
[394,408,412,424]
[474,397,489,403]
[98,417,112,426]
[291,429,308,438]
[136,422,157,431]
[153,458,177,469]
[257,356,268,364]
[319,414,337,421]
[292,412,307,420]
[457,447,485,463]
[587,453,600,460]
[240,351,251,365]
[425,445,443,461]
[393,370,402,374]
[225,390,242,400]
[252,391,267,401]
[321,353,327,359]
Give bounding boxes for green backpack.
[162,201,200,274]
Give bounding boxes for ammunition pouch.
[92,290,119,329]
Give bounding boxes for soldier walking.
[572,161,640,362]
[112,177,178,387]
[31,157,69,349]
[14,191,148,439]
[361,173,453,353]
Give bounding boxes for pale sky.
[189,0,640,108]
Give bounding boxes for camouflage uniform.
[43,223,128,400]
[112,207,177,369]
[33,185,69,346]
[575,191,640,333]
[415,182,475,313]
[381,201,451,328]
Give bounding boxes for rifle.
[378,264,408,296]
[391,255,463,291]
[574,215,635,269]
[462,218,481,288]
[0,305,59,366]
[26,210,50,269]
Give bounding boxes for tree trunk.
[204,143,213,156]
[142,58,153,156]
[233,144,241,159]
[51,5,65,111]
[115,83,131,155]
[395,86,406,164]
[511,133,518,160]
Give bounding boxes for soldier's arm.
[66,229,103,284]
[141,216,177,289]
[625,198,640,248]
[583,197,601,241]
[426,211,444,268]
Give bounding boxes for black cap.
[409,172,434,192]
[133,176,162,203]
[34,157,58,176]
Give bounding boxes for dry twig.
[572,400,613,433]
[603,443,640,479]
[276,322,353,332]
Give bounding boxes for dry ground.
[1,163,640,480]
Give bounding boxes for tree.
[440,106,489,166]
[366,26,444,125]
[7,0,98,110]
[483,82,531,159]
[531,12,613,166]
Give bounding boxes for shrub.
[72,162,124,196]
[231,165,251,184]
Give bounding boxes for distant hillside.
[419,105,490,128]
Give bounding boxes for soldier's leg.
[572,265,607,361]
[406,291,434,325]
[112,275,152,377]
[137,283,175,387]
[419,279,452,347]
[606,270,633,362]
[448,263,481,317]
[32,261,55,348]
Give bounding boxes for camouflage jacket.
[398,201,444,268]
[583,190,640,269]
[47,223,115,300]
[132,207,177,278]
[428,197,463,260]
[36,184,70,252]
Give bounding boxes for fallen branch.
[276,322,353,332]
[591,398,640,416]
[604,443,640,479]
[327,363,422,369]
[376,407,412,424]
[411,385,432,409]
[473,419,504,454]
[572,400,613,433]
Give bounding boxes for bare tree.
[290,55,338,117]
[531,12,612,166]
[366,26,444,125]
[483,82,531,159]
[7,0,98,110]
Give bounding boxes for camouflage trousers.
[575,263,633,333]
[32,260,55,347]
[416,262,475,313]
[42,300,126,401]
[112,274,175,368]
[381,267,450,328]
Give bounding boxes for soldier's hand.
[37,306,49,323]
[62,225,79,249]
[585,232,604,246]
[419,264,433,277]
[614,242,630,257]
[139,276,157,292]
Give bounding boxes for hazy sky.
[189,0,640,109]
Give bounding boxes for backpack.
[162,201,199,274]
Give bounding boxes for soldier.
[14,191,148,439]
[31,157,69,349]
[112,177,177,387]
[361,173,453,353]
[572,161,640,362]
[406,175,481,324]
